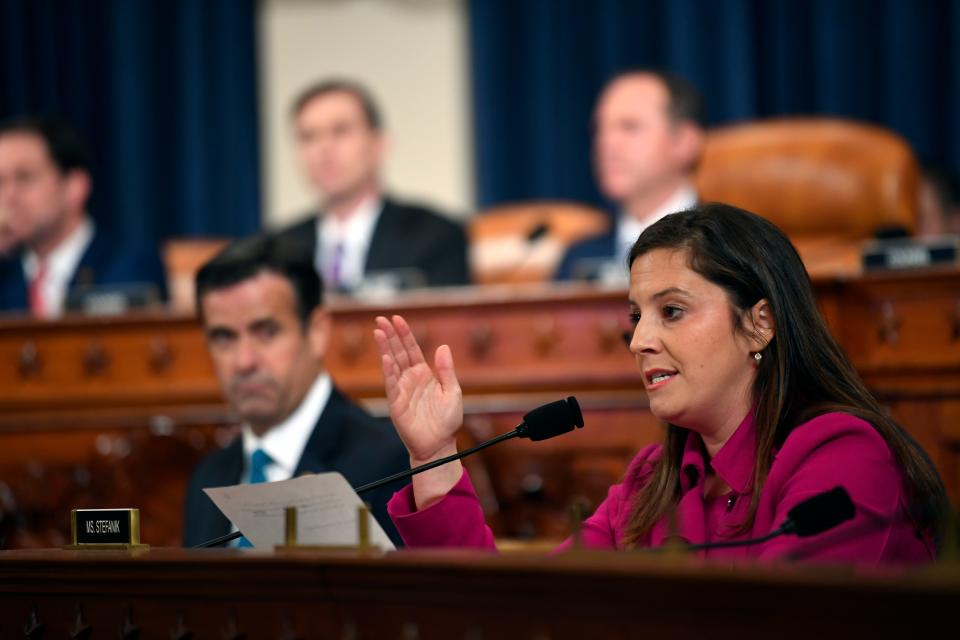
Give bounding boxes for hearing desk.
[0,268,957,547]
[0,547,958,638]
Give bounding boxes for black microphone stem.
[683,524,790,552]
[194,529,243,548]
[356,428,519,494]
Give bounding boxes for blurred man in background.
[0,116,166,317]
[918,164,960,237]
[274,79,469,294]
[556,70,705,281]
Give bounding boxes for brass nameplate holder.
[274,504,381,554]
[64,508,149,551]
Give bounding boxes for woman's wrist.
[410,442,463,511]
[409,440,459,469]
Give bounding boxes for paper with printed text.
[204,472,395,550]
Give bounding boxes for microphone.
[473,220,552,283]
[525,221,549,243]
[502,221,551,280]
[514,395,584,441]
[684,486,855,552]
[192,397,585,548]
[781,486,856,537]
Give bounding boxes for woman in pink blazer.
[373,203,947,564]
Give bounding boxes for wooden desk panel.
[0,548,957,638]
[0,315,220,414]
[328,285,642,398]
[0,284,641,420]
[820,268,960,386]
[1,270,955,412]
[0,410,233,549]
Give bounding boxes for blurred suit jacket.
[0,226,168,312]
[554,228,620,281]
[274,197,470,290]
[182,386,409,548]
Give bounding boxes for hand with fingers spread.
[373,314,464,508]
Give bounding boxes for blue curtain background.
[0,0,261,251]
[469,0,960,210]
[5,0,955,230]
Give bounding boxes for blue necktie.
[236,448,272,547]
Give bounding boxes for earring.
[753,352,763,363]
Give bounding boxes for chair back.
[163,238,230,312]
[695,118,919,275]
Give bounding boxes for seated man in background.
[273,78,470,295]
[556,69,705,281]
[183,234,407,547]
[0,116,167,317]
[918,163,960,237]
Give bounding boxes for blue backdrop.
[469,0,960,209]
[4,1,955,233]
[0,0,261,250]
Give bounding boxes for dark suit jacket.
[0,224,168,312]
[182,386,409,548]
[555,204,698,280]
[274,197,470,290]
[554,228,620,281]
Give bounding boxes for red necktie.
[29,260,47,318]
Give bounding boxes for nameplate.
[862,237,958,271]
[65,508,149,550]
[66,282,162,316]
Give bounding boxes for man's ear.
[671,122,704,172]
[747,299,775,351]
[371,130,389,165]
[62,169,91,212]
[307,308,333,362]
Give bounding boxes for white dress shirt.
[616,184,698,264]
[316,196,383,291]
[22,217,94,318]
[240,373,333,483]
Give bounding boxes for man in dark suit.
[0,116,166,316]
[555,70,705,282]
[274,79,469,294]
[182,234,408,548]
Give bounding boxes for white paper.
[203,472,395,551]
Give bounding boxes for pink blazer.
[388,412,935,564]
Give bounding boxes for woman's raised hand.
[373,315,463,466]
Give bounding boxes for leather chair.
[468,201,611,284]
[695,117,919,276]
[162,238,229,312]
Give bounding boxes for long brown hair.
[622,203,947,546]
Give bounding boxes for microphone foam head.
[526,222,550,242]
[520,397,584,441]
[787,486,855,537]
